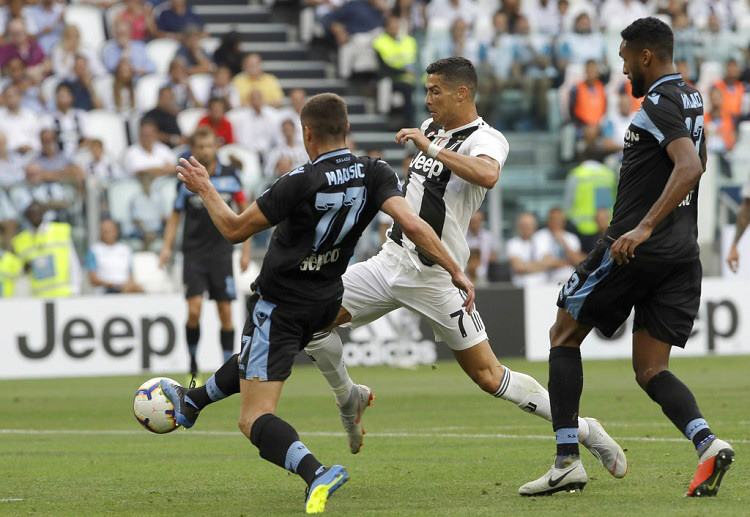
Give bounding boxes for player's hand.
[450,270,475,314]
[176,156,211,193]
[395,128,431,153]
[158,248,171,268]
[727,244,740,273]
[240,251,251,272]
[610,224,652,265]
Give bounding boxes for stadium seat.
[216,144,262,194]
[145,39,180,75]
[151,175,179,216]
[92,74,114,106]
[64,5,106,51]
[83,110,129,160]
[188,74,213,106]
[135,73,167,111]
[39,75,61,108]
[738,15,750,47]
[177,107,207,136]
[104,3,126,39]
[132,251,175,293]
[201,37,221,57]
[697,61,723,93]
[106,178,143,237]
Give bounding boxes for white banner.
[524,278,750,361]
[0,295,246,379]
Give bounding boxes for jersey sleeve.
[640,94,691,148]
[466,129,510,169]
[742,173,750,200]
[369,159,404,209]
[255,167,307,225]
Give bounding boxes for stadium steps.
[238,42,309,61]
[262,60,329,79]
[347,132,402,151]
[193,5,270,24]
[206,23,289,43]
[192,0,254,6]
[348,114,390,133]
[278,78,348,96]
[342,96,366,115]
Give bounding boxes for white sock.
[305,330,354,407]
[491,366,590,443]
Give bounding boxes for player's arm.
[177,156,273,243]
[610,137,704,264]
[727,196,750,273]
[395,128,500,189]
[237,198,252,271]
[159,210,181,267]
[381,196,475,312]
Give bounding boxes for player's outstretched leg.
[634,330,734,496]
[306,330,373,454]
[454,340,627,479]
[239,379,347,514]
[161,353,241,428]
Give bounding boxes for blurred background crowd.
[0,0,748,298]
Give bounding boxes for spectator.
[675,59,695,86]
[123,119,176,178]
[197,97,234,146]
[212,31,243,76]
[373,15,417,127]
[599,0,651,33]
[232,89,282,162]
[11,201,81,297]
[423,17,479,66]
[163,57,198,109]
[477,11,514,124]
[599,91,635,160]
[277,88,306,143]
[0,18,48,81]
[26,129,85,187]
[0,132,24,250]
[232,53,285,108]
[0,85,42,155]
[85,218,144,294]
[176,24,214,75]
[688,0,736,30]
[103,59,136,114]
[143,86,186,148]
[522,0,560,36]
[0,0,34,36]
[392,0,427,33]
[264,119,308,178]
[424,0,478,27]
[569,60,606,142]
[0,247,23,296]
[465,210,496,284]
[85,138,126,181]
[209,65,241,109]
[0,56,44,113]
[25,0,64,55]
[534,207,585,284]
[0,132,25,188]
[580,207,611,253]
[712,59,745,120]
[507,212,552,287]
[699,14,743,64]
[130,175,165,250]
[62,55,104,111]
[51,24,105,80]
[44,83,88,158]
[116,0,155,41]
[101,19,155,76]
[671,11,700,77]
[705,87,735,175]
[323,0,387,47]
[155,0,204,40]
[557,13,606,70]
[563,159,617,238]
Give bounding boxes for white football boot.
[338,384,374,454]
[580,417,628,478]
[519,459,588,496]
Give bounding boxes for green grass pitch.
[1,355,748,517]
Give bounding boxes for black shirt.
[143,108,181,146]
[174,160,245,257]
[608,73,705,262]
[254,148,403,306]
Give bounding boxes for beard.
[630,74,646,98]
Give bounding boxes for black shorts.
[183,253,235,301]
[238,294,341,382]
[557,240,701,348]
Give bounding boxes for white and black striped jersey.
[388,117,509,269]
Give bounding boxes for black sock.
[186,324,200,374]
[250,413,324,486]
[185,354,240,410]
[645,370,713,449]
[549,346,583,458]
[220,329,235,362]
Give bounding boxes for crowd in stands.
[1,0,750,298]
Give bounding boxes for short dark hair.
[300,93,348,142]
[55,82,73,95]
[425,57,478,96]
[191,125,217,145]
[621,17,673,62]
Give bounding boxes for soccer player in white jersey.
[168,57,627,481]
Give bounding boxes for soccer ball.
[133,377,180,434]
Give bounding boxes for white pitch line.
[0,498,23,503]
[1,428,748,444]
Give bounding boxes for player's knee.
[238,412,259,438]
[633,365,664,390]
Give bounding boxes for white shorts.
[342,242,487,351]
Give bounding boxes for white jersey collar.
[437,116,484,137]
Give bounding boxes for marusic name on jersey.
[324,163,365,186]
